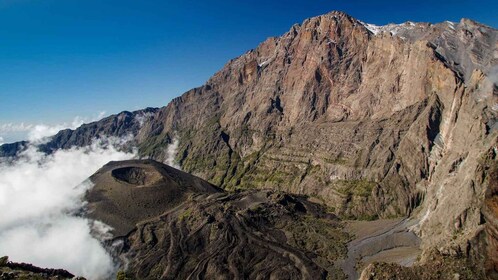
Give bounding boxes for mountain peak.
[324,10,354,18]
[2,10,498,279]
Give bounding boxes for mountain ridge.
[1,10,498,278]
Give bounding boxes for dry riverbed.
[336,218,421,279]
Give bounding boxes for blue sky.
[0,0,497,143]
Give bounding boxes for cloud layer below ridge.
[0,138,134,279]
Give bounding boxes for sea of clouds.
[0,137,135,279]
[0,111,106,144]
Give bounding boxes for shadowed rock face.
[87,160,350,279]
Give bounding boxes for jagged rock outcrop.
[2,11,498,278]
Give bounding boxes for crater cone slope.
[86,159,221,236]
[87,160,351,279]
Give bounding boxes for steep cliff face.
[2,11,497,276]
[132,11,498,223]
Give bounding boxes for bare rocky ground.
[86,160,486,279]
[337,218,421,279]
[359,250,487,280]
[87,160,351,279]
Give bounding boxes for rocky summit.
[1,10,498,279]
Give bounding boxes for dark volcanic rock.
[86,159,221,236]
[88,160,350,279]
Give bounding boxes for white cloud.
[134,112,154,127]
[0,137,135,279]
[0,111,107,144]
[0,136,3,145]
[0,216,115,278]
[27,123,72,143]
[164,135,181,169]
[0,122,33,132]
